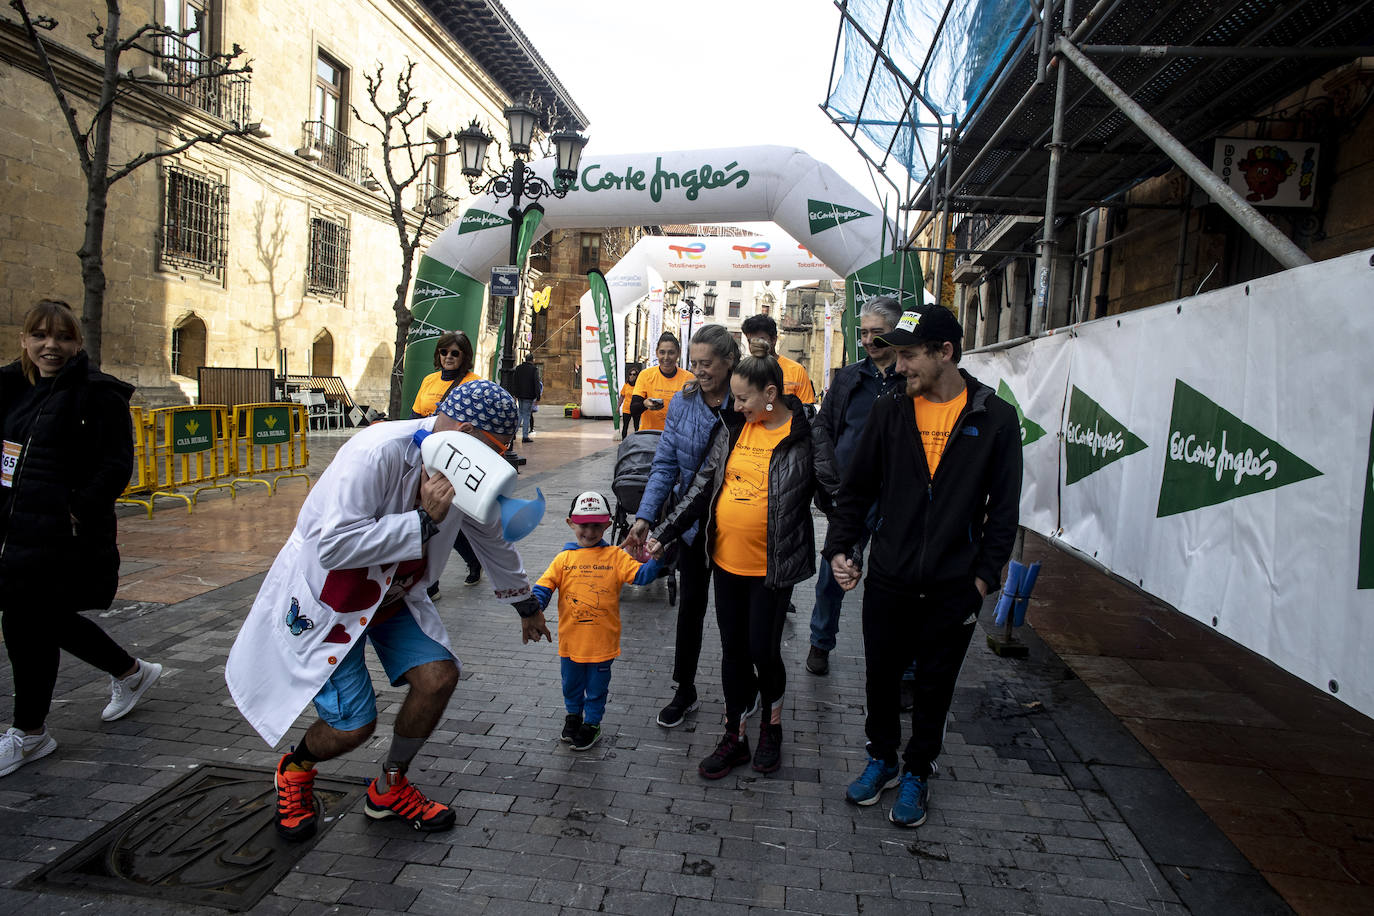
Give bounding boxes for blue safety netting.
[827,0,1037,182]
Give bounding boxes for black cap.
[873,305,962,348]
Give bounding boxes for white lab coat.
[226,418,531,747]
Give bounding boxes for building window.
[579,233,600,273]
[314,51,345,134]
[706,280,716,287]
[161,165,227,278]
[728,300,741,318]
[171,314,207,377]
[729,280,742,288]
[307,216,349,298]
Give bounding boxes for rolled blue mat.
[1012,562,1041,626]
[993,560,1026,627]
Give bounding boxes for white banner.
[963,248,1374,719]
[645,268,664,360]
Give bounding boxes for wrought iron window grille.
[161,165,228,278]
[306,216,350,299]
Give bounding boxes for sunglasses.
[437,348,462,357]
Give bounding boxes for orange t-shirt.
[536,545,648,662]
[778,355,815,404]
[711,418,792,577]
[412,370,480,417]
[632,366,694,431]
[912,388,968,476]
[618,383,634,415]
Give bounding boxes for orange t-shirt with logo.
[778,355,815,404]
[632,366,694,431]
[618,383,634,415]
[912,388,968,475]
[536,545,648,663]
[711,418,792,576]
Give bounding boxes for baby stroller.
[612,429,678,605]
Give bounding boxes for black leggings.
[671,533,709,689]
[2,608,135,731]
[711,566,792,731]
[452,530,479,568]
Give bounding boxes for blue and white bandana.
[436,378,518,439]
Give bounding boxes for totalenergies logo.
[797,244,817,259]
[668,242,706,260]
[732,243,770,261]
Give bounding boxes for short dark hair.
[431,330,474,374]
[655,331,681,354]
[740,314,777,339]
[734,338,783,396]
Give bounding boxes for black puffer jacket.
[0,352,135,611]
[653,395,816,588]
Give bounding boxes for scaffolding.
[824,0,1374,328]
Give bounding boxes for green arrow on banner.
[1156,379,1322,518]
[996,380,1048,447]
[1359,409,1374,589]
[456,208,510,235]
[1064,386,1147,485]
[808,198,872,234]
[588,269,619,432]
[400,256,487,412]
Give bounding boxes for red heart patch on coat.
[319,567,381,614]
[324,623,351,644]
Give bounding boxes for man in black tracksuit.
[822,304,1021,827]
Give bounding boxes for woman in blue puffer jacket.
[623,324,740,729]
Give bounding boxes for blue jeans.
[561,657,613,724]
[810,524,872,652]
[517,399,535,440]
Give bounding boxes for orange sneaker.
[275,755,319,841]
[365,768,456,832]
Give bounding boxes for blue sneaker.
[845,755,900,806]
[888,772,929,827]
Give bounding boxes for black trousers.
[712,566,792,731]
[3,607,135,731]
[452,530,479,568]
[671,533,710,688]
[861,577,981,777]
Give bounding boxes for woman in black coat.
[0,300,161,778]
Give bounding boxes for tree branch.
[11,0,93,176]
[108,124,253,185]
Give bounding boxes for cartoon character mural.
[1237,145,1297,202]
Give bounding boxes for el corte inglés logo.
[1064,386,1147,485]
[808,198,872,233]
[995,380,1047,447]
[1155,379,1321,518]
[579,158,750,203]
[458,209,510,234]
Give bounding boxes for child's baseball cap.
[568,491,612,524]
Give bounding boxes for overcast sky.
[497,0,901,225]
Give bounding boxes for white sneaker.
[102,660,163,722]
[0,726,57,777]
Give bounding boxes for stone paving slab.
[0,440,1292,914]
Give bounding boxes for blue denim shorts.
[311,607,455,731]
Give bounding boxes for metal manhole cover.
[23,764,365,911]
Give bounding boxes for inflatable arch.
[401,145,922,413]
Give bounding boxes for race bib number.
[1,440,20,488]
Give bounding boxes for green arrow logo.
[996,380,1047,446]
[808,198,871,234]
[1065,386,1147,484]
[457,208,510,235]
[1360,409,1374,589]
[185,418,200,435]
[1156,379,1321,518]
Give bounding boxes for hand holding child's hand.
[645,537,665,560]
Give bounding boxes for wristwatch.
[416,507,441,542]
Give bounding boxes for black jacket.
[0,353,135,611]
[653,396,816,588]
[822,370,1021,592]
[509,360,541,400]
[813,356,902,515]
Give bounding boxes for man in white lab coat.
[227,380,551,841]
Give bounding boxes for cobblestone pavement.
[0,418,1296,914]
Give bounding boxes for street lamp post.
[456,106,588,393]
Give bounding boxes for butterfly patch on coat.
[286,598,314,636]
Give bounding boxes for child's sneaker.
[0,727,57,778]
[274,755,318,841]
[561,713,582,743]
[365,768,456,832]
[102,660,162,721]
[570,722,601,751]
[699,732,751,779]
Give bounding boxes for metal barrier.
[232,402,311,494]
[116,406,158,518]
[147,405,237,508]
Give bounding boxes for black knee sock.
[281,736,318,771]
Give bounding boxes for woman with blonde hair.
[0,300,161,777]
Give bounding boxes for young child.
[533,491,660,750]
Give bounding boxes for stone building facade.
[1,0,583,408]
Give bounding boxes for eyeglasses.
[437,348,461,357]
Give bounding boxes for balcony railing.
[154,36,252,126]
[954,214,995,268]
[416,182,453,226]
[300,120,368,185]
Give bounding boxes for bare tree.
[9,0,254,364]
[351,59,456,419]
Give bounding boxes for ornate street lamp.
[456,112,588,398]
[702,288,718,316]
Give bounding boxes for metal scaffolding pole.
[1032,0,1074,335]
[1055,37,1312,271]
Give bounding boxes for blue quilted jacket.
[635,382,737,545]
